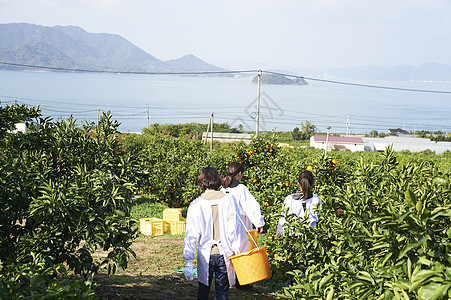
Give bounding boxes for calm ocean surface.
[0,70,450,134]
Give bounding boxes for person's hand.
[257,227,264,234]
[184,260,193,281]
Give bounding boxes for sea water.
[0,69,450,134]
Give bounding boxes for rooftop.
[311,135,364,144]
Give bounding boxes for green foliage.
[127,132,234,208]
[367,130,379,138]
[0,252,97,299]
[229,135,311,233]
[0,104,40,141]
[291,121,317,141]
[142,122,240,138]
[131,196,171,220]
[267,146,451,299]
[137,134,205,207]
[429,133,451,142]
[2,104,450,298]
[0,107,145,298]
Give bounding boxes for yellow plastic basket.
[230,246,272,285]
[168,220,186,234]
[163,208,182,222]
[140,218,170,236]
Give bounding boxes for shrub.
[0,107,142,298]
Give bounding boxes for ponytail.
[222,161,244,188]
[299,178,311,201]
[298,170,314,201]
[222,174,234,189]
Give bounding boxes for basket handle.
[225,191,259,250]
[235,210,259,250]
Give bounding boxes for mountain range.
[1,23,451,81]
[0,23,225,73]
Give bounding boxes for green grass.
[131,196,168,220]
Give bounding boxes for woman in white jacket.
[276,170,320,235]
[221,162,265,234]
[183,167,248,300]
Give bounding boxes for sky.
[1,0,451,72]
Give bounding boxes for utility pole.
[204,112,214,150]
[255,69,261,137]
[325,126,331,158]
[204,114,211,145]
[346,114,350,137]
[147,105,150,129]
[210,113,214,151]
[97,107,100,123]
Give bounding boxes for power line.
[2,60,451,94]
[2,62,450,133]
[0,61,257,76]
[9,99,450,132]
[263,70,451,95]
[0,94,148,109]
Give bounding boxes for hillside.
[251,74,308,85]
[0,23,225,73]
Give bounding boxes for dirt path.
[93,235,279,299]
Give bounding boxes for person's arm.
[182,202,200,279]
[239,185,265,231]
[307,196,321,226]
[276,216,286,235]
[183,204,200,260]
[228,194,249,254]
[276,195,292,235]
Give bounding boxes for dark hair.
[197,167,222,191]
[298,170,314,201]
[222,161,245,188]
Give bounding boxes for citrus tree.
[0,107,144,298]
[129,133,234,207]
[268,147,451,299]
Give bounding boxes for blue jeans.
[197,254,229,300]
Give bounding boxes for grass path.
[93,235,279,299]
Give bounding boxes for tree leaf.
[418,282,451,300]
[404,188,417,207]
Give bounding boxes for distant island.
[252,74,308,85]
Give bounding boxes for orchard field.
[1,105,450,299]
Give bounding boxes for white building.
[202,132,253,143]
[9,123,28,134]
[364,136,451,154]
[310,135,364,152]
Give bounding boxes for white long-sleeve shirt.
[276,193,320,235]
[221,184,265,230]
[183,190,248,287]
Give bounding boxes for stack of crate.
[139,208,186,236]
[163,208,186,235]
[139,217,170,236]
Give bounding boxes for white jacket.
[221,184,265,230]
[183,190,248,286]
[276,193,320,235]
